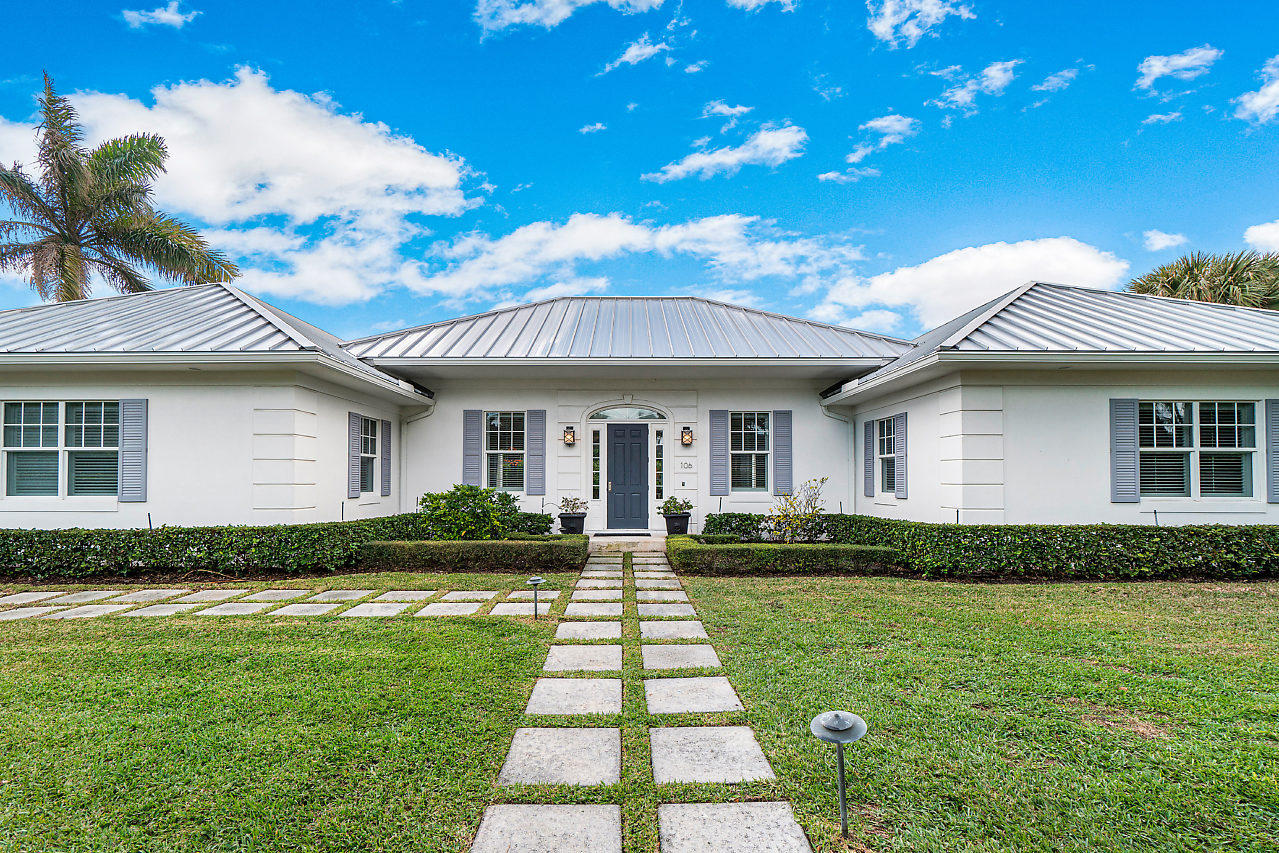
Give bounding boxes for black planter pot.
[663,512,691,535]
[558,512,587,534]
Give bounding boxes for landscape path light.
[526,576,545,619]
[810,710,867,839]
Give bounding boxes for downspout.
[820,402,854,515]
[401,405,436,512]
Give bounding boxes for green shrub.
[691,534,740,544]
[667,534,898,576]
[417,484,523,540]
[360,535,589,573]
[509,512,554,535]
[701,512,1279,580]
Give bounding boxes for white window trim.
[590,427,602,501]
[1,400,121,503]
[358,415,378,495]
[485,410,526,493]
[729,411,770,492]
[1138,400,1261,502]
[875,416,897,497]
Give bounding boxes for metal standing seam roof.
[343,296,910,360]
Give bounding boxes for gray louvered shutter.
[380,419,391,497]
[1267,400,1279,503]
[462,410,482,486]
[1110,398,1139,503]
[118,398,148,502]
[772,410,792,496]
[526,409,546,495]
[893,412,908,500]
[347,412,361,499]
[863,420,875,498]
[709,410,728,496]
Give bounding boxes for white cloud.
[866,0,975,48]
[600,33,669,74]
[931,60,1021,112]
[1142,230,1187,251]
[579,122,607,133]
[642,124,807,182]
[726,0,795,10]
[122,1,200,28]
[1244,219,1279,252]
[817,167,880,183]
[839,308,905,333]
[523,276,611,301]
[684,61,708,74]
[847,113,919,163]
[1234,55,1279,125]
[702,99,753,131]
[1032,68,1078,93]
[1142,111,1182,125]
[1136,44,1222,90]
[699,288,763,306]
[475,0,664,32]
[817,236,1129,328]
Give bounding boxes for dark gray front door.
[607,424,648,529]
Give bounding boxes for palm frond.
[88,254,151,295]
[88,134,168,190]
[0,166,59,228]
[1128,250,1279,309]
[36,74,90,206]
[92,213,240,285]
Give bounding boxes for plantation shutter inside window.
[893,411,908,500]
[462,410,482,486]
[772,410,793,496]
[526,409,546,495]
[863,420,874,498]
[380,419,392,497]
[347,412,361,499]
[118,398,148,502]
[1110,398,1140,503]
[709,410,728,496]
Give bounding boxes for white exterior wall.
[0,370,403,529]
[402,378,852,532]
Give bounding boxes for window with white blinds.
[3,401,120,497]
[1138,401,1256,498]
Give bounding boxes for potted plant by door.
[659,496,693,535]
[556,496,589,534]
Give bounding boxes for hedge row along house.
[1,282,1278,532]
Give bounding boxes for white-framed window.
[1139,401,1256,498]
[358,416,378,494]
[3,401,119,497]
[876,417,896,494]
[485,411,525,491]
[591,428,601,500]
[729,411,769,491]
[655,428,665,500]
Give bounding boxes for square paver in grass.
[102,589,191,604]
[176,589,247,603]
[638,603,697,618]
[642,644,722,670]
[634,572,676,579]
[310,589,375,602]
[571,589,623,601]
[576,579,624,589]
[556,621,621,640]
[490,602,553,617]
[637,590,689,602]
[44,604,133,619]
[498,728,621,786]
[471,804,621,853]
[581,571,623,579]
[649,726,775,783]
[564,602,623,617]
[121,603,202,617]
[657,802,809,852]
[0,591,60,605]
[644,677,743,714]
[242,589,310,602]
[544,644,622,672]
[42,591,121,605]
[343,602,412,617]
[271,603,342,616]
[417,602,483,616]
[440,590,498,601]
[635,579,682,589]
[373,590,437,601]
[526,678,622,715]
[0,606,65,620]
[195,602,273,616]
[640,620,708,640]
[506,590,561,599]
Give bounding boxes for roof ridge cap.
[221,284,315,350]
[938,281,1041,349]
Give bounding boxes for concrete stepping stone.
[581,571,622,579]
[637,590,689,602]
[576,579,623,589]
[498,727,621,785]
[638,603,697,618]
[44,604,133,619]
[658,802,810,852]
[343,602,412,617]
[43,591,120,605]
[0,591,60,605]
[564,602,622,617]
[650,726,775,783]
[196,602,273,616]
[242,589,310,602]
[490,602,552,617]
[272,603,342,616]
[471,804,621,853]
[440,590,498,601]
[642,644,722,670]
[417,602,483,616]
[556,621,621,640]
[526,678,621,714]
[176,589,247,602]
[0,606,65,620]
[641,620,708,640]
[544,644,622,671]
[645,677,743,713]
[374,590,436,601]
[636,579,681,589]
[123,603,202,617]
[111,589,191,603]
[507,590,561,599]
[310,589,374,601]
[634,572,676,579]
[571,589,622,601]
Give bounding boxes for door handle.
[608,481,612,492]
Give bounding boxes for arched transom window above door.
[588,406,665,420]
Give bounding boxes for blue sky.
[3,0,1279,339]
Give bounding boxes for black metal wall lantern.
[680,426,694,446]
[563,426,576,446]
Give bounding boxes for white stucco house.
[1,281,1277,532]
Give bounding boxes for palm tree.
[0,74,238,302]
[1127,250,1279,310]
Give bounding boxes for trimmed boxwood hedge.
[667,534,898,576]
[702,512,1279,580]
[360,535,589,573]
